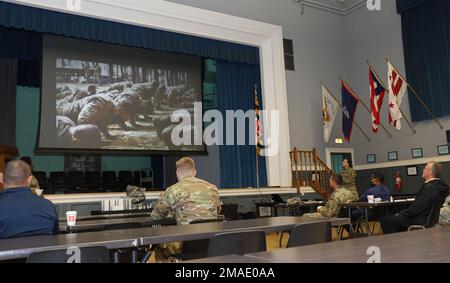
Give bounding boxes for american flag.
[369,66,386,133]
[254,85,264,156]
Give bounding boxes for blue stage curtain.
[400,0,450,121]
[216,60,268,188]
[0,1,259,65]
[396,0,429,14]
[0,57,18,146]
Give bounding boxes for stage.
[45,187,318,217]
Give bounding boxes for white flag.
[388,62,407,131]
[322,86,339,143]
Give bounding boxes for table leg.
[131,249,137,263]
[364,208,371,236]
[348,207,354,235]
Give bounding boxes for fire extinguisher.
[395,172,402,191]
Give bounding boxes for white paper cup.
[367,195,374,204]
[66,211,77,227]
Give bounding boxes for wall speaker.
[283,38,295,71]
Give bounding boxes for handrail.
[289,147,332,198]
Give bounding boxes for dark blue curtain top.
[0,26,41,61]
[401,0,450,121]
[397,0,429,14]
[0,1,259,65]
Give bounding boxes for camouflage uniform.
[30,175,40,195]
[439,195,450,226]
[151,176,221,262]
[303,186,358,218]
[341,167,359,199]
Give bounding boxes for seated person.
[0,160,58,239]
[352,173,391,220]
[303,173,358,218]
[151,157,221,262]
[19,156,40,195]
[380,161,449,234]
[439,195,450,226]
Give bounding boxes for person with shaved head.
[0,160,58,239]
[381,161,449,234]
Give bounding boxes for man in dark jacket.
[0,160,58,239]
[381,161,449,234]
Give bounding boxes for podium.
[0,145,19,190]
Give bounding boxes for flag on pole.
[254,85,263,156]
[388,62,407,131]
[322,85,339,143]
[341,80,359,143]
[369,67,386,133]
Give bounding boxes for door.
[330,152,352,173]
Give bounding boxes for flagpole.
[339,75,393,138]
[367,60,416,134]
[384,57,444,130]
[256,146,260,189]
[320,81,371,142]
[254,84,260,190]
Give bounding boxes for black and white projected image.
[55,59,200,151]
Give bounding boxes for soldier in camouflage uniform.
[341,159,359,199]
[439,195,450,226]
[304,174,358,218]
[151,157,221,262]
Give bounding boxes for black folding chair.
[101,171,119,192]
[32,171,49,193]
[49,171,68,194]
[118,171,134,191]
[287,222,332,248]
[85,171,101,192]
[27,246,110,263]
[408,200,445,231]
[206,230,266,258]
[180,218,223,261]
[68,171,85,193]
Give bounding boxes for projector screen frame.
[34,35,208,156]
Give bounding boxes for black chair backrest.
[68,171,84,184]
[49,171,66,184]
[85,171,101,184]
[221,204,239,221]
[102,171,117,184]
[181,219,223,260]
[26,246,110,263]
[32,171,47,185]
[425,199,446,228]
[206,230,266,257]
[287,222,332,248]
[119,171,133,180]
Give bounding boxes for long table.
[255,201,325,217]
[59,216,157,233]
[0,217,349,261]
[339,200,415,236]
[245,226,450,263]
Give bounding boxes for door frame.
[325,148,356,170]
